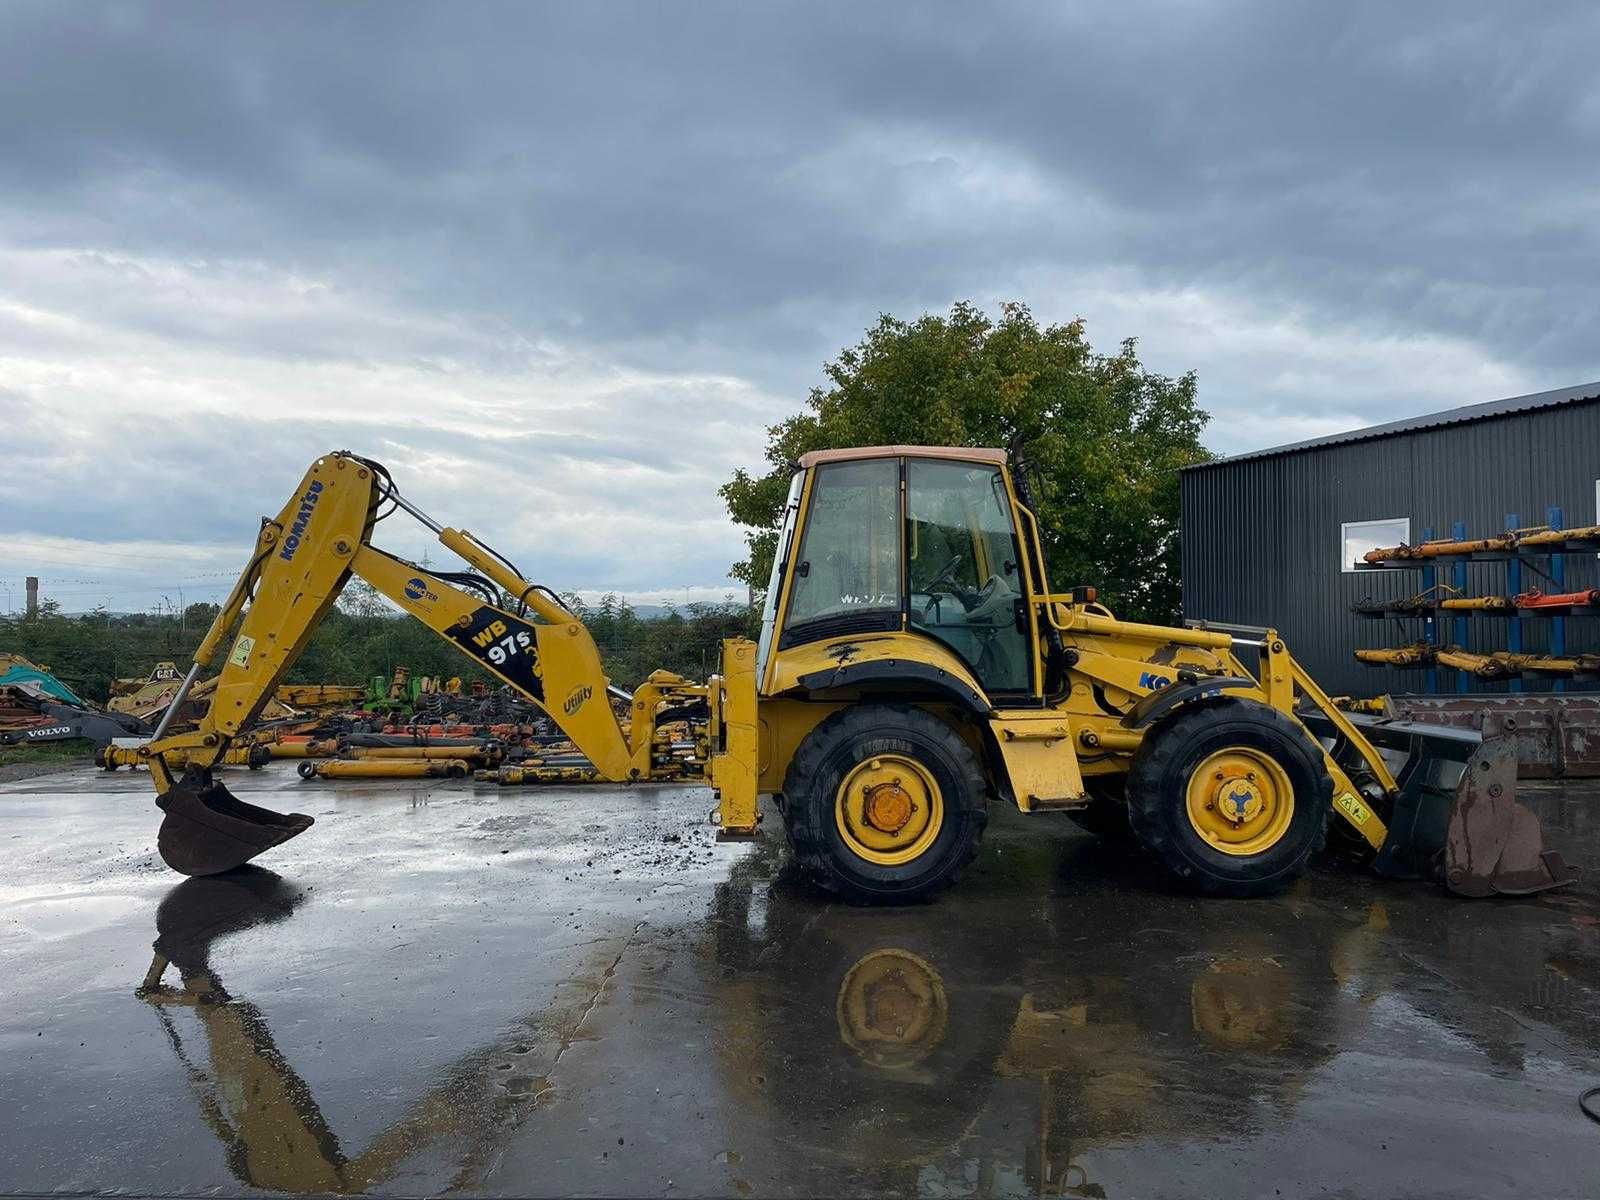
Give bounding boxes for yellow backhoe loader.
[142,448,1573,900]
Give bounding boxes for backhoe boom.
[147,451,692,874]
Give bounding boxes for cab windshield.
[780,459,901,643]
[755,472,803,681]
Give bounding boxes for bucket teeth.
[1444,738,1576,897]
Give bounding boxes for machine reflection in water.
[136,838,1590,1197]
[136,869,564,1193]
[698,838,1587,1198]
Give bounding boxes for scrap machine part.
[1439,647,1600,679]
[1514,587,1600,609]
[1355,644,1435,668]
[156,767,315,876]
[298,757,472,780]
[98,743,271,771]
[0,699,151,749]
[1440,596,1513,611]
[1363,523,1600,562]
[1375,693,1600,779]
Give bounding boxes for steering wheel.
[923,552,967,595]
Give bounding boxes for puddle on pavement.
[42,782,1598,1196]
[8,892,147,939]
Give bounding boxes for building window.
[1340,517,1410,572]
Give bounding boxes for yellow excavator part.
[1355,645,1433,667]
[143,452,757,877]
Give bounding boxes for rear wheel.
[1127,700,1329,897]
[783,704,987,903]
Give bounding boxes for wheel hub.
[1184,748,1294,856]
[1213,778,1264,824]
[834,755,945,866]
[863,780,914,833]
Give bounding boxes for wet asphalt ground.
[3,764,1598,1198]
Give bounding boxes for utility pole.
[25,576,38,617]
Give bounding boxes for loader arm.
[147,451,640,874]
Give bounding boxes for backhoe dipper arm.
[150,451,635,792]
[350,544,632,777]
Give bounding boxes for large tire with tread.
[782,704,987,903]
[1127,700,1330,897]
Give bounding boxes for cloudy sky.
[2,2,1597,614]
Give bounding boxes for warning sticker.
[1334,791,1372,826]
[228,634,255,669]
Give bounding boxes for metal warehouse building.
[1180,382,1600,698]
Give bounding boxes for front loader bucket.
[1358,723,1574,896]
[1444,738,1575,897]
[1306,713,1575,896]
[156,768,314,876]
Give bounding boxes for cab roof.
[796,445,1009,469]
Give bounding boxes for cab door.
[905,457,1033,697]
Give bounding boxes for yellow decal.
[472,619,509,649]
[228,634,255,669]
[1334,791,1371,826]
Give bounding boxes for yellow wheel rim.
[836,948,949,1068]
[834,753,944,866]
[1184,748,1294,857]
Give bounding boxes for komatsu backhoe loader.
[142,448,1573,901]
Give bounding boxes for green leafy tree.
[720,302,1210,622]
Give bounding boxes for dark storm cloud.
[5,1,1596,381]
[1,1,1597,607]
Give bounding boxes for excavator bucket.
[1341,718,1576,896]
[156,767,314,876]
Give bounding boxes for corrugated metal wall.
[1181,398,1600,696]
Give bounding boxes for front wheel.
[782,704,988,903]
[1127,700,1330,897]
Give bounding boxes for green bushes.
[1,590,756,703]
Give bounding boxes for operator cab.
[754,446,1036,699]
